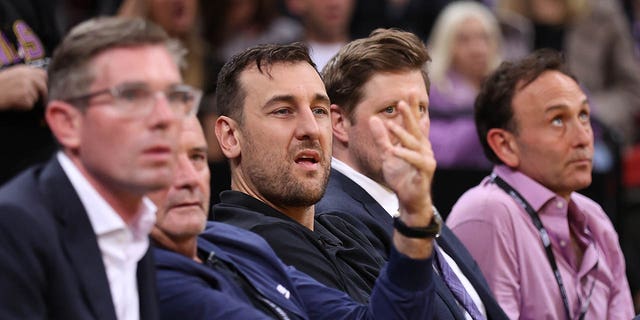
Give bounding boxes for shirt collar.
[57,152,156,238]
[332,157,399,217]
[492,164,560,212]
[492,164,591,234]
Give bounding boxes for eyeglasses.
[64,82,202,117]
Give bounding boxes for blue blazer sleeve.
[289,246,435,320]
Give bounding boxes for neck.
[276,205,316,230]
[69,155,143,225]
[230,172,317,230]
[151,228,199,261]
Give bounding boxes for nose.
[571,119,593,148]
[148,93,180,128]
[173,154,199,190]
[294,107,321,141]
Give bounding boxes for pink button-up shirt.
[447,165,633,319]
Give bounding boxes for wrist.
[393,206,442,238]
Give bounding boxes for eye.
[118,86,150,102]
[167,90,193,104]
[551,117,564,127]
[578,111,590,122]
[419,105,427,114]
[190,152,208,170]
[273,108,293,115]
[312,106,329,116]
[382,106,396,114]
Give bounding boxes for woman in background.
[427,1,502,170]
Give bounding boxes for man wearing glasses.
[0,17,201,319]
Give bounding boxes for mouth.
[142,145,173,162]
[569,158,592,167]
[169,201,203,211]
[294,150,321,168]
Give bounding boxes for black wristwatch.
[393,206,442,238]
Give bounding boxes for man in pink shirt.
[447,49,634,319]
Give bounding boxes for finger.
[385,119,421,151]
[31,68,48,101]
[392,145,436,173]
[369,116,393,152]
[396,100,423,140]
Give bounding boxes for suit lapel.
[332,170,394,233]
[437,226,506,319]
[137,249,159,320]
[40,158,117,320]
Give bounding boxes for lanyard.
[490,173,593,320]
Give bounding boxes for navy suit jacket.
[317,168,508,320]
[0,157,158,319]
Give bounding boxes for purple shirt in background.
[429,71,491,170]
[447,165,634,319]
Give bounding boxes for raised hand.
[0,65,47,111]
[370,96,436,221]
[370,96,436,258]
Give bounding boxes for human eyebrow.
[191,146,208,154]
[263,95,297,109]
[313,93,331,106]
[544,104,567,113]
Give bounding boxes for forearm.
[294,246,435,319]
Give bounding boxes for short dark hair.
[48,16,184,103]
[215,42,317,124]
[475,48,577,163]
[322,28,431,122]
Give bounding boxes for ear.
[486,128,520,167]
[215,115,241,159]
[330,104,350,144]
[46,100,82,150]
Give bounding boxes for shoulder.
[201,221,278,254]
[0,166,55,241]
[213,202,289,231]
[447,182,515,225]
[317,171,372,214]
[571,192,619,239]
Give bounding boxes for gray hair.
[47,16,185,102]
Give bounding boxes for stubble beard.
[244,141,330,208]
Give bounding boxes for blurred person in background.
[0,0,60,186]
[426,1,503,214]
[285,0,355,71]
[202,0,302,62]
[496,0,640,149]
[349,0,451,42]
[428,1,501,171]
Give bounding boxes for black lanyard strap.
[490,173,590,320]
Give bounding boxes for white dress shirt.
[332,157,486,319]
[58,152,156,320]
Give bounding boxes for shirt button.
[556,201,564,209]
[560,240,567,247]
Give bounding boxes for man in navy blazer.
[0,17,200,319]
[317,28,509,320]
